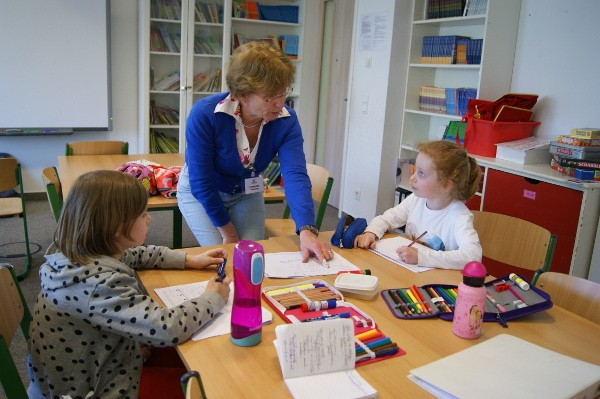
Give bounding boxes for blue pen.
[216,261,226,282]
[301,312,351,323]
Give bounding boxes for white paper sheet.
[154,281,272,341]
[265,251,361,278]
[369,236,434,273]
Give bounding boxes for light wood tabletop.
[57,154,285,204]
[138,233,600,398]
[57,153,286,248]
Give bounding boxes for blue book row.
[466,39,483,64]
[421,35,470,64]
[421,35,483,65]
[258,4,299,23]
[445,87,477,115]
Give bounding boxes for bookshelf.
[397,0,522,173]
[139,0,315,154]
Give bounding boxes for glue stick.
[509,273,530,291]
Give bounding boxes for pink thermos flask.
[230,240,264,346]
[452,261,487,339]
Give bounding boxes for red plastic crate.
[465,118,541,157]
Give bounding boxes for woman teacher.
[177,41,333,263]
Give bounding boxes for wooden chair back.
[0,157,18,192]
[0,264,31,398]
[265,164,334,238]
[42,166,63,222]
[0,159,31,279]
[537,272,600,325]
[65,140,129,156]
[471,211,555,285]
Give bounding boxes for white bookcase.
[138,0,318,154]
[398,0,522,168]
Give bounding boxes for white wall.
[511,0,600,136]
[1,1,138,193]
[340,0,411,220]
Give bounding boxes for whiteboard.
[0,0,111,131]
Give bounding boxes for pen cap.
[461,261,487,287]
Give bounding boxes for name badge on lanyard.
[244,164,265,194]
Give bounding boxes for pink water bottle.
[230,240,264,346]
[452,261,487,339]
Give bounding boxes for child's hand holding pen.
[396,231,426,264]
[185,248,227,270]
[206,259,230,302]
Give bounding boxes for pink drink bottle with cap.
[452,261,487,339]
[230,240,264,347]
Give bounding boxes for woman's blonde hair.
[226,41,295,97]
[416,140,482,201]
[54,170,148,264]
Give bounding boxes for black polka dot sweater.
[26,244,226,399]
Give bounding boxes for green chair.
[0,158,31,279]
[0,263,32,398]
[180,370,208,399]
[65,140,129,156]
[41,166,63,222]
[264,164,334,238]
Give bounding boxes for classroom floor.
[0,195,341,397]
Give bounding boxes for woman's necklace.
[241,118,262,129]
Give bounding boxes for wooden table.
[138,233,600,398]
[58,154,285,248]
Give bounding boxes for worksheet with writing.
[155,281,272,341]
[274,318,376,399]
[369,236,434,273]
[265,251,360,278]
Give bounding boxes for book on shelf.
[408,334,600,399]
[426,0,466,19]
[279,35,299,58]
[245,1,259,20]
[195,2,223,23]
[233,33,281,51]
[495,137,551,165]
[421,35,471,64]
[419,86,447,113]
[466,38,483,64]
[194,34,222,55]
[463,0,488,16]
[274,318,377,399]
[153,71,180,91]
[150,130,179,154]
[258,4,299,23]
[150,100,179,125]
[151,0,182,20]
[193,69,222,92]
[442,121,467,146]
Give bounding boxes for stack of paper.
[408,334,600,399]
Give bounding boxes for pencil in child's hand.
[407,231,427,247]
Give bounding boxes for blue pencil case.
[381,274,553,327]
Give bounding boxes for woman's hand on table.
[299,230,335,264]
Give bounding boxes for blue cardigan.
[184,92,314,229]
